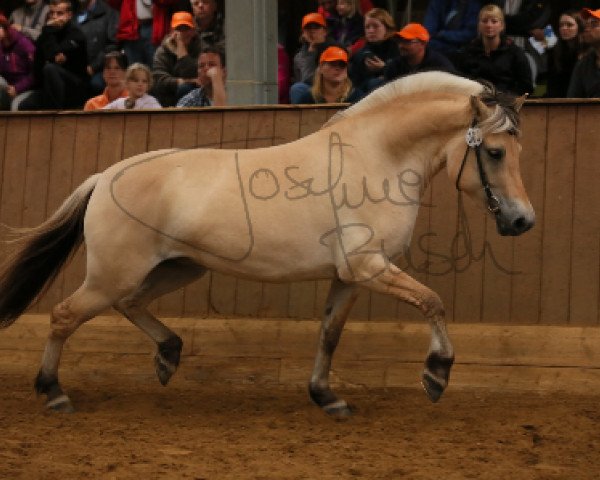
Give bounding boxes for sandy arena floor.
[1,373,599,480]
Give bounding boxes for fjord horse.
[0,72,534,416]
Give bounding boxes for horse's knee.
[421,292,444,318]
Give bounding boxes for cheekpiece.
[465,126,483,147]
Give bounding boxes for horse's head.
[447,90,535,236]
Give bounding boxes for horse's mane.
[325,71,520,135]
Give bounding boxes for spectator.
[290,12,335,104]
[176,46,226,107]
[19,0,89,110]
[327,0,364,51]
[293,45,363,104]
[317,0,337,20]
[190,0,225,52]
[0,14,35,111]
[567,8,600,97]
[546,10,585,97]
[384,23,457,82]
[278,42,291,103]
[423,0,482,58]
[75,0,119,95]
[84,49,128,110]
[9,0,49,42]
[152,11,201,106]
[103,61,161,108]
[107,0,178,66]
[350,8,398,93]
[455,4,533,95]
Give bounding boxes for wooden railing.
[0,101,598,326]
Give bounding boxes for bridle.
[455,119,501,214]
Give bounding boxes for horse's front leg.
[362,263,454,402]
[309,277,359,419]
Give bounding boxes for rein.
[455,119,500,214]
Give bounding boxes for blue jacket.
[423,0,481,55]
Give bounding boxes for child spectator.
[176,46,226,107]
[567,8,600,98]
[350,8,398,94]
[455,4,533,95]
[0,14,35,111]
[384,23,457,82]
[152,11,202,106]
[546,10,585,97]
[424,0,482,58]
[84,50,128,110]
[293,45,363,104]
[290,12,335,104]
[103,62,161,108]
[327,0,364,51]
[9,0,49,42]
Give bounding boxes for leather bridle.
[455,119,501,214]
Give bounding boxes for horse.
[0,72,534,417]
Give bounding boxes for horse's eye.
[486,147,504,161]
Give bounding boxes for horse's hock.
[0,101,599,392]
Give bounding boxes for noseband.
[455,119,501,214]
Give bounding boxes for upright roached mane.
[0,71,535,416]
[326,72,521,136]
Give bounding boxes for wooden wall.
[0,102,598,326]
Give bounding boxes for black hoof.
[35,370,73,411]
[421,371,445,403]
[323,401,353,420]
[154,354,176,386]
[46,395,75,413]
[155,336,183,386]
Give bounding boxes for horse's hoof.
[154,354,177,386]
[323,400,353,420]
[46,394,75,413]
[421,371,445,403]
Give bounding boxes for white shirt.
[103,94,162,110]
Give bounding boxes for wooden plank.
[0,117,29,228]
[97,115,125,171]
[195,111,223,148]
[272,109,301,146]
[510,106,546,325]
[36,117,77,312]
[570,106,600,325]
[299,108,328,138]
[61,116,100,301]
[122,114,149,158]
[424,169,458,323]
[246,110,274,148]
[221,110,249,149]
[288,281,317,319]
[540,106,574,325]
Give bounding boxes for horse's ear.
[469,95,490,121]
[513,93,528,112]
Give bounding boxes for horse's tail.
[0,174,101,328]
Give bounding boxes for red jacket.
[107,0,178,46]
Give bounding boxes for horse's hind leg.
[114,258,206,386]
[35,284,121,412]
[309,277,358,419]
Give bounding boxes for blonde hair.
[125,62,153,90]
[364,8,396,39]
[311,64,353,103]
[478,4,505,28]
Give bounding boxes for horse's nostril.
[513,216,531,233]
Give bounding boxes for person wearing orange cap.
[152,11,202,106]
[567,8,600,97]
[290,12,336,104]
[293,45,363,104]
[384,22,456,82]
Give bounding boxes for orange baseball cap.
[171,11,194,29]
[582,8,600,20]
[302,12,327,29]
[319,46,349,64]
[396,23,430,42]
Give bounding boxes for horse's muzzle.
[495,203,535,236]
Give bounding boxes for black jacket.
[77,0,119,74]
[384,47,457,81]
[34,20,88,84]
[455,36,533,95]
[350,37,400,91]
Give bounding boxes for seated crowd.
[1,0,600,112]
